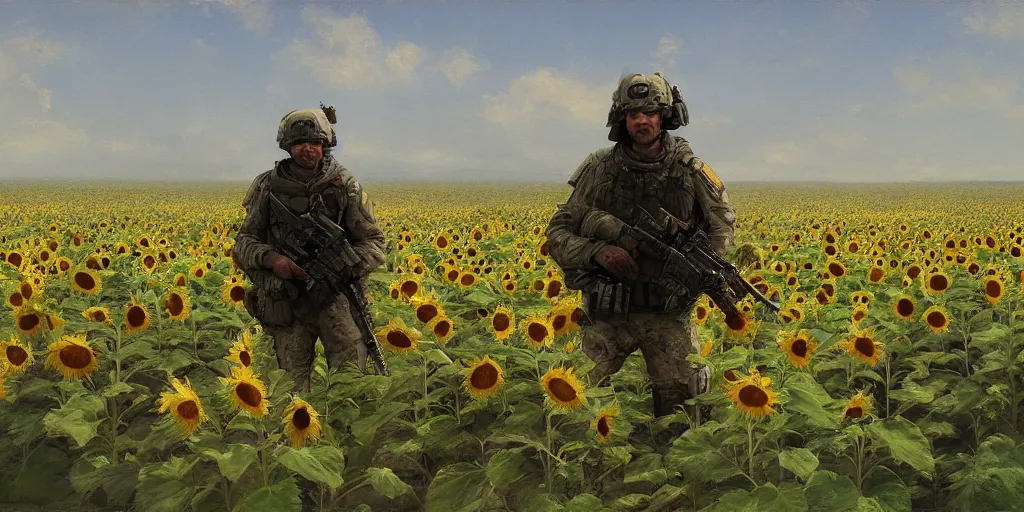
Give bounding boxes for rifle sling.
[267,190,315,231]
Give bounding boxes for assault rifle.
[616,206,780,319]
[269,191,390,377]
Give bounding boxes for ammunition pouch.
[582,276,630,322]
[242,269,298,327]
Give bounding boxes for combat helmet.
[606,72,689,142]
[276,104,338,151]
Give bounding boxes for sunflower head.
[842,391,872,421]
[922,304,950,334]
[983,276,1004,306]
[123,299,151,335]
[520,315,554,348]
[409,293,443,324]
[541,366,586,410]
[725,368,779,419]
[164,288,192,321]
[221,279,247,308]
[463,356,505,400]
[375,317,423,353]
[14,301,46,337]
[0,335,34,374]
[490,304,515,341]
[157,377,207,438]
[922,271,951,296]
[842,327,883,366]
[777,330,817,369]
[219,365,269,417]
[82,306,112,324]
[427,315,454,344]
[70,268,102,295]
[592,403,620,442]
[44,333,99,381]
[283,396,323,448]
[227,329,255,368]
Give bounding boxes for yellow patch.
[702,162,723,192]
[361,190,369,206]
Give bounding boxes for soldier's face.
[625,110,661,145]
[289,141,323,168]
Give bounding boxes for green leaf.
[351,401,410,445]
[485,448,528,490]
[804,470,860,512]
[366,467,413,499]
[751,482,809,512]
[231,477,301,512]
[276,445,346,491]
[43,394,106,448]
[623,453,667,486]
[866,416,935,475]
[425,462,490,512]
[664,434,744,484]
[201,444,257,483]
[779,448,819,481]
[135,457,200,512]
[645,483,689,511]
[566,493,607,512]
[863,466,912,512]
[856,497,885,512]
[101,381,135,398]
[784,373,840,430]
[711,489,759,512]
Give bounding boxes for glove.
[593,245,639,281]
[265,252,309,281]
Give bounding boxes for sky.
[1,0,1023,183]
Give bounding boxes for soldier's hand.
[594,245,639,281]
[267,253,310,281]
[614,232,640,259]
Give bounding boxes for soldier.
[544,72,737,434]
[232,107,386,394]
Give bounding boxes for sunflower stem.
[884,356,891,419]
[746,418,756,486]
[421,352,429,421]
[855,433,865,492]
[544,409,554,491]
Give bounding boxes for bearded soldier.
[544,72,737,432]
[233,107,386,394]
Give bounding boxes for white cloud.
[0,119,88,164]
[438,47,482,86]
[963,3,1024,39]
[893,60,1024,119]
[653,36,682,62]
[279,10,424,91]
[191,0,271,35]
[482,68,611,128]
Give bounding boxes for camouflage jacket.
[544,134,737,309]
[233,156,386,312]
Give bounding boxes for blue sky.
[1,0,1023,182]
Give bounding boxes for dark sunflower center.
[548,377,577,402]
[167,294,184,315]
[791,339,808,358]
[528,323,549,343]
[292,408,311,430]
[127,305,147,327]
[492,313,510,332]
[60,344,93,369]
[725,312,747,331]
[546,281,562,297]
[18,313,40,331]
[386,330,413,348]
[7,345,28,366]
[551,315,566,331]
[239,351,252,366]
[845,406,864,419]
[929,274,948,291]
[235,382,263,407]
[434,321,451,337]
[986,280,1001,298]
[400,281,418,296]
[177,400,200,420]
[597,416,611,437]
[416,304,439,324]
[854,336,874,357]
[230,286,245,302]
[470,363,498,389]
[92,310,107,322]
[927,311,947,328]
[738,385,769,407]
[897,299,914,317]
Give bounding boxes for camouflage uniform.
[233,109,386,391]
[544,73,737,419]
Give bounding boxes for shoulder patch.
[700,161,724,192]
[688,156,724,195]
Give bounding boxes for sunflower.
[123,300,151,335]
[541,366,586,410]
[227,329,254,367]
[521,315,554,347]
[220,365,269,417]
[693,301,711,326]
[777,330,817,368]
[543,277,564,301]
[432,233,450,250]
[592,404,620,442]
[851,304,869,325]
[724,309,755,339]
[0,335,34,374]
[922,271,951,296]
[395,275,422,300]
[409,294,443,324]
[489,305,515,341]
[55,257,73,275]
[44,333,100,381]
[983,276,1004,306]
[172,272,188,288]
[221,280,246,307]
[282,396,323,448]
[5,250,24,270]
[842,328,883,366]
[427,315,454,344]
[457,271,478,288]
[842,392,872,420]
[463,356,505,400]
[156,377,207,438]
[15,302,45,337]
[189,262,207,280]
[164,288,191,321]
[725,368,779,419]
[922,304,950,334]
[82,306,111,324]
[502,279,518,294]
[375,317,422,353]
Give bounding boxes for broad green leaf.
[43,395,106,448]
[351,401,409,445]
[665,435,744,484]
[623,453,667,486]
[646,483,689,511]
[856,497,885,512]
[424,463,490,512]
[779,448,819,481]
[135,456,200,512]
[751,482,809,512]
[231,478,301,512]
[566,493,606,512]
[485,448,528,489]
[866,416,935,475]
[201,444,257,483]
[276,445,345,491]
[864,466,912,512]
[784,373,840,430]
[366,467,413,499]
[804,470,860,512]
[711,489,758,512]
[101,381,135,398]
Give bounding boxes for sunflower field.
[2,181,1024,512]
